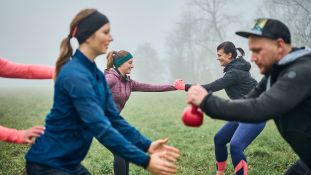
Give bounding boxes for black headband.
[75,11,109,44]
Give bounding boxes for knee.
[114,155,125,164]
[229,141,243,155]
[214,133,226,145]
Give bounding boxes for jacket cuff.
[185,84,192,91]
[199,91,213,109]
[141,139,152,152]
[142,155,151,169]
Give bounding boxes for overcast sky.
[0,0,262,87]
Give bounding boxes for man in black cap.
[186,18,311,175]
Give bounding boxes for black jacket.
[186,57,257,99]
[199,47,311,168]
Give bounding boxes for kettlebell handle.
[191,104,199,112]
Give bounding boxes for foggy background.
[1,0,310,87]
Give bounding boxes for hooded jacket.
[200,47,311,168]
[104,68,176,111]
[186,57,257,99]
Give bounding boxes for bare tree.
[165,0,240,83]
[260,0,311,47]
[131,43,166,83]
[165,10,203,83]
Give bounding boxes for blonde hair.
[106,50,130,69]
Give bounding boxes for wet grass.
[0,88,297,174]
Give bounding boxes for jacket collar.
[278,47,311,66]
[72,49,98,76]
[265,47,311,89]
[114,68,129,81]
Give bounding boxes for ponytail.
[236,47,245,57]
[106,51,116,69]
[54,8,98,78]
[55,37,73,77]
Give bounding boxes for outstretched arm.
[175,71,238,92]
[131,79,176,92]
[0,125,45,144]
[199,71,238,92]
[0,58,54,79]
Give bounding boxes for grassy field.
[0,88,297,175]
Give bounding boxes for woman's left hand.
[148,138,180,162]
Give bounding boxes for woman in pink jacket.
[105,50,176,175]
[0,57,54,144]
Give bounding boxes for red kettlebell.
[182,105,204,127]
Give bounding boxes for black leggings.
[113,154,129,175]
[285,160,311,175]
[26,162,91,175]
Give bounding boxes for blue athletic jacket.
[26,50,151,172]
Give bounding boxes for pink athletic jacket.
[0,58,54,79]
[0,58,54,143]
[104,68,176,111]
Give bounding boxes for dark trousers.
[113,154,129,175]
[285,160,311,175]
[214,121,266,175]
[26,162,91,175]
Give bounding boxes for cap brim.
[235,31,263,38]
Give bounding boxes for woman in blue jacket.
[25,8,179,175]
[175,41,265,175]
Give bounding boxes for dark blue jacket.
[186,57,257,99]
[26,50,151,172]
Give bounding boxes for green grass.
[0,88,297,175]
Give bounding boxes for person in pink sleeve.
[0,57,53,144]
[104,50,176,175]
[0,126,45,144]
[0,58,54,79]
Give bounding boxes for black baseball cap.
[236,18,291,44]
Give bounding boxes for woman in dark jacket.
[105,50,176,175]
[175,41,265,175]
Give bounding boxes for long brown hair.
[106,50,129,69]
[55,8,97,77]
